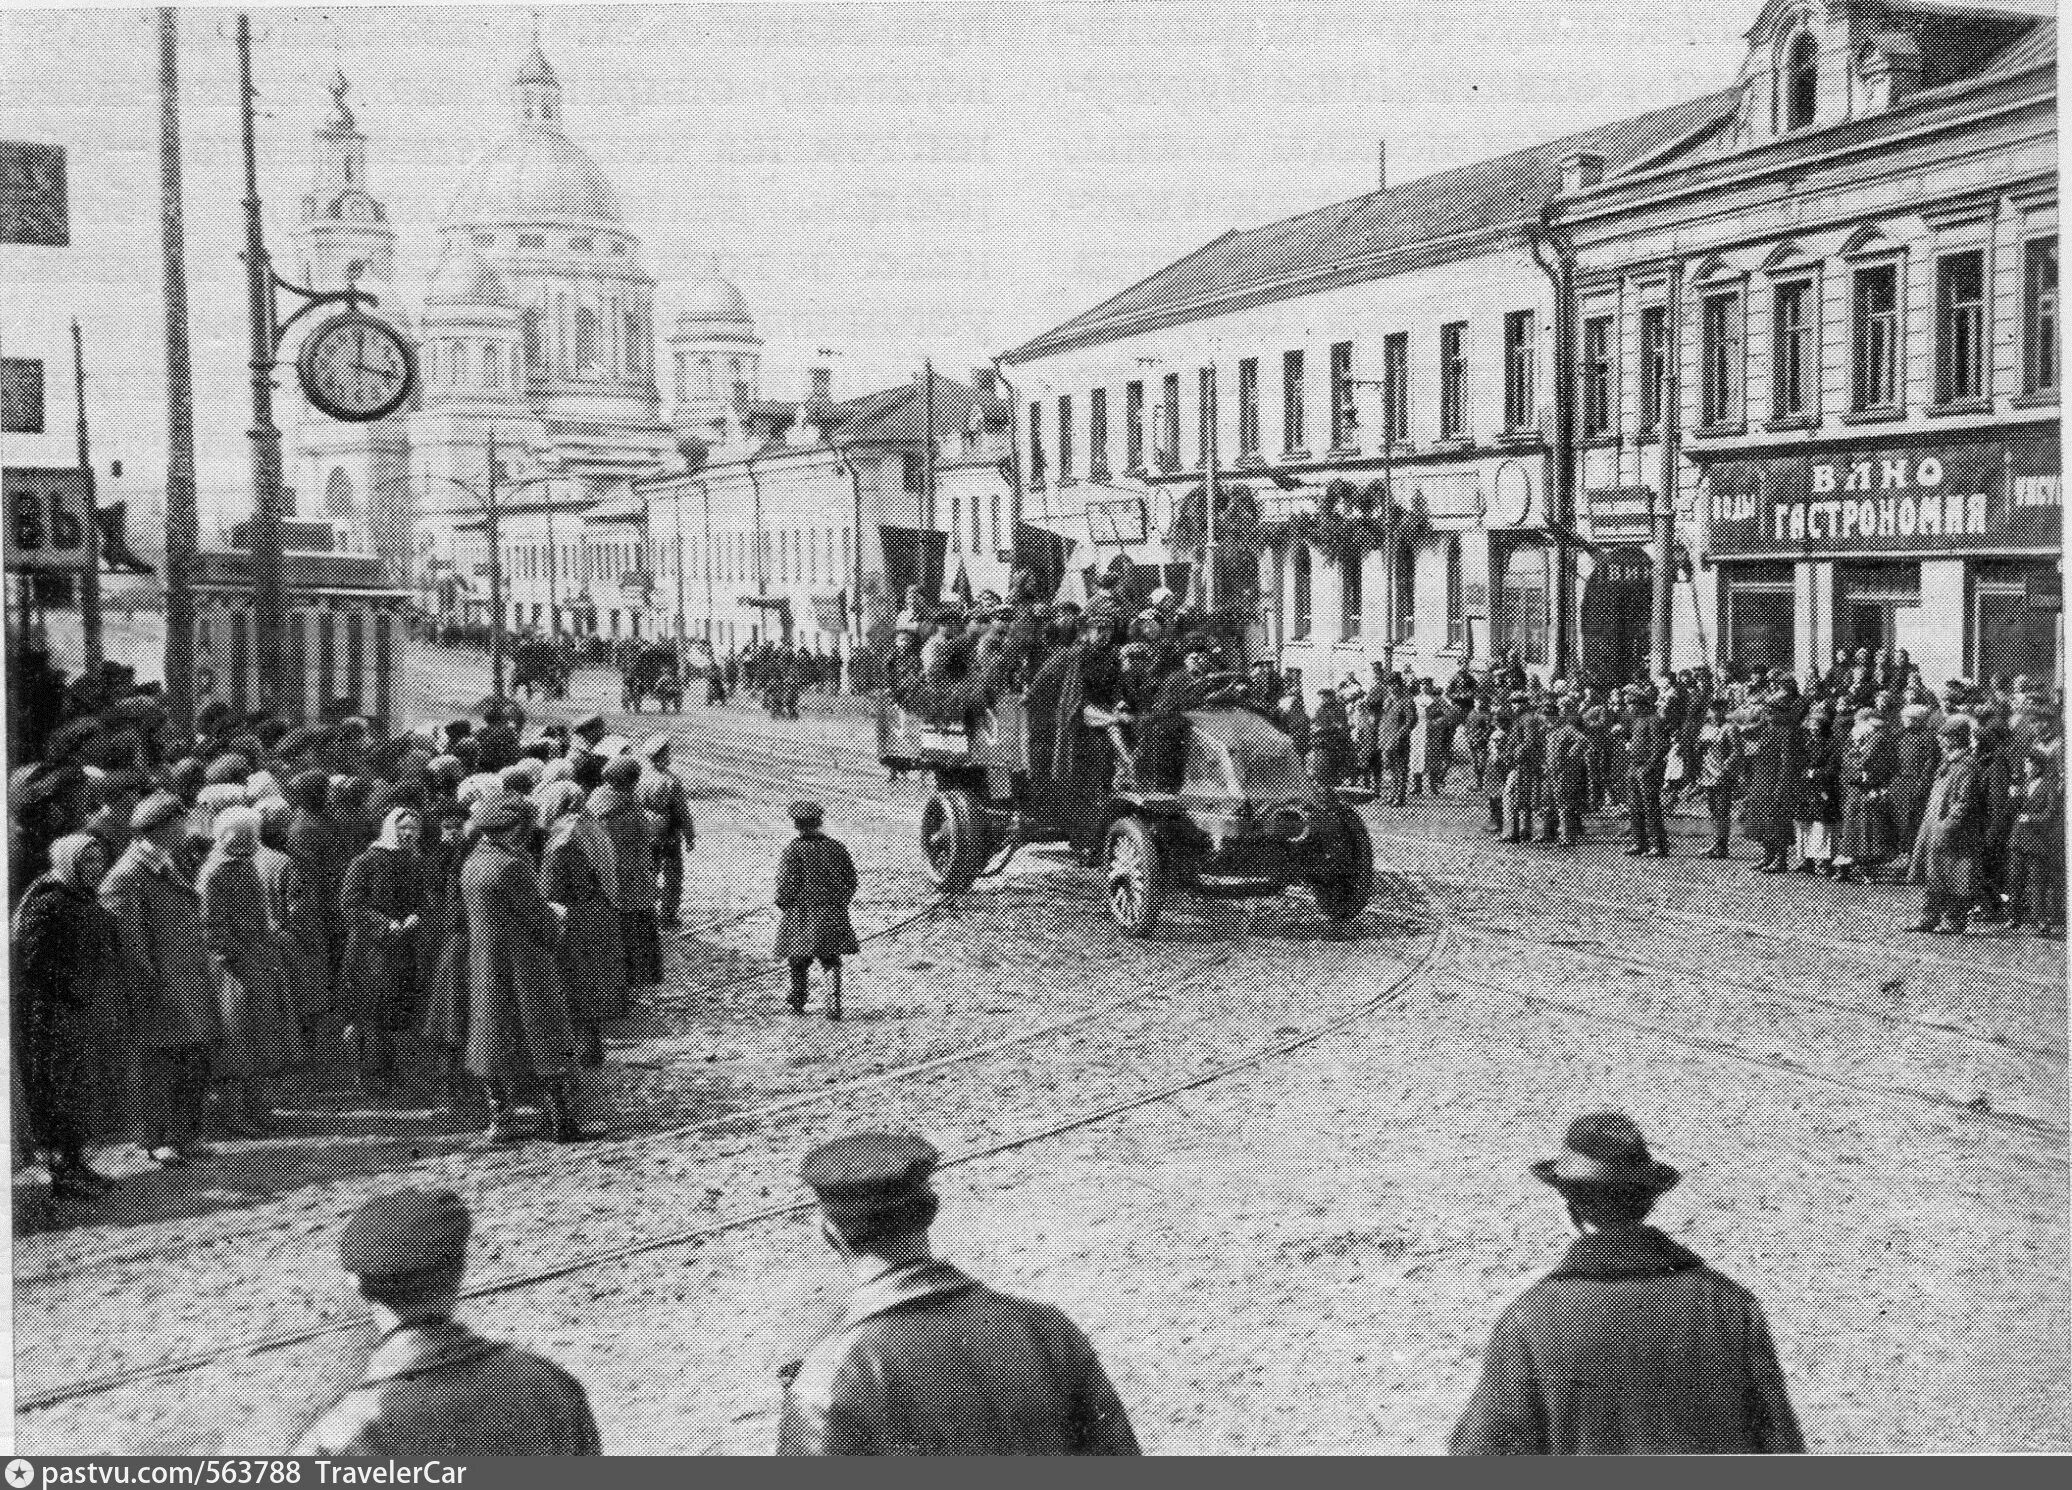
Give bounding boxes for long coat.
[284,807,351,973]
[101,844,223,1051]
[1739,724,1795,850]
[198,852,307,1079]
[774,830,860,961]
[589,786,662,988]
[1792,734,1841,825]
[1836,731,1900,862]
[12,876,130,1149]
[417,840,472,1056]
[340,845,427,1034]
[254,845,332,1025]
[1890,727,1941,852]
[461,837,576,1085]
[779,1260,1139,1456]
[1450,1226,1803,1455]
[293,1321,600,1457]
[1908,751,1987,898]
[539,827,629,1023]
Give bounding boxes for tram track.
[17,876,1446,1415]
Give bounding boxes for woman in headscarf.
[1833,707,1899,883]
[11,833,129,1200]
[416,798,478,1115]
[339,807,428,1099]
[534,779,626,1070]
[198,805,306,1136]
[590,754,662,993]
[253,795,333,1034]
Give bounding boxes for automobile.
[881,692,1374,937]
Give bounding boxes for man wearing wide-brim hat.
[1906,714,1989,933]
[1451,1113,1804,1455]
[777,1132,1139,1456]
[773,802,858,1020]
[290,1188,600,1456]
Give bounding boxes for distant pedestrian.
[1908,716,1988,935]
[778,1132,1140,1455]
[2004,748,2064,937]
[1623,692,1670,857]
[535,780,626,1070]
[636,735,694,926]
[339,808,429,1098]
[591,753,663,993]
[1450,1112,1804,1455]
[1694,700,1744,859]
[774,801,858,1020]
[291,1188,601,1456]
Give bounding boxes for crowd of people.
[10,682,702,1201]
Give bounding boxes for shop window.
[1340,553,1362,641]
[1503,312,1536,432]
[1090,387,1110,477]
[1329,341,1355,448]
[1700,289,1744,428]
[1784,32,1818,132]
[1381,332,1409,444]
[2024,238,2058,396]
[1773,279,1815,420]
[1290,544,1313,640]
[1283,350,1306,451]
[1439,323,1467,439]
[1852,263,1901,412]
[1057,394,1074,484]
[1445,536,1465,649]
[1237,358,1260,458]
[1837,561,1921,658]
[1580,314,1613,438]
[1638,305,1668,435]
[1495,543,1547,667]
[1125,381,1145,469]
[1975,561,2059,684]
[1935,251,1987,405]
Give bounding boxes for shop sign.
[1704,432,2059,558]
[0,142,67,246]
[1586,486,1655,546]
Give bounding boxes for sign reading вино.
[1704,429,2059,558]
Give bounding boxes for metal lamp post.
[421,429,557,699]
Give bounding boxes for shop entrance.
[1836,562,1922,660]
[1975,561,2061,685]
[1580,546,1652,688]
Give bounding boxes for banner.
[1011,520,1073,603]
[877,525,947,604]
[1703,429,2059,558]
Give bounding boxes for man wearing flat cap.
[291,1188,599,1456]
[778,1132,1139,1456]
[774,802,858,1019]
[1907,714,1989,934]
[1451,1112,1803,1455]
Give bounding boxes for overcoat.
[778,1260,1139,1456]
[1450,1226,1803,1455]
[1543,722,1590,798]
[539,825,629,1023]
[461,836,576,1084]
[589,785,662,987]
[340,845,427,1034]
[416,838,472,1056]
[1890,726,1941,850]
[1836,731,1900,862]
[1908,751,1987,898]
[636,761,694,851]
[284,806,351,968]
[2009,773,2064,864]
[774,830,860,961]
[293,1321,600,1457]
[198,851,307,1078]
[1739,724,1796,849]
[254,844,333,1024]
[11,875,130,1148]
[101,843,223,1051]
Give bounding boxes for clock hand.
[351,358,402,385]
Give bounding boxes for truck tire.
[921,787,986,895]
[1310,806,1375,922]
[1105,815,1167,938]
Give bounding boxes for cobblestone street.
[13,653,2066,1453]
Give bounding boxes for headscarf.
[374,806,422,853]
[531,779,587,830]
[211,804,263,859]
[538,757,575,786]
[44,832,104,892]
[254,792,294,850]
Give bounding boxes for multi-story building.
[1563,0,2058,686]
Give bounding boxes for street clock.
[296,309,417,422]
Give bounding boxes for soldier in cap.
[775,802,858,1019]
[1450,1113,1803,1455]
[290,1188,600,1456]
[778,1132,1139,1456]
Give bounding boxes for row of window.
[1585,236,2058,441]
[472,229,631,258]
[944,491,1010,557]
[1027,316,1541,487]
[516,297,652,382]
[1279,535,1469,649]
[672,351,753,403]
[427,338,520,391]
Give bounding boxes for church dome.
[675,263,753,328]
[424,245,508,305]
[446,130,625,229]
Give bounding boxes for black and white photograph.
[1,0,2064,1455]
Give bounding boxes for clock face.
[297,311,417,422]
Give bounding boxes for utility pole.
[922,360,938,539]
[71,320,102,682]
[159,6,199,735]
[1653,272,1681,681]
[1203,364,1218,615]
[237,13,289,715]
[486,428,505,698]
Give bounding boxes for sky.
[0,0,1749,541]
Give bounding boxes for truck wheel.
[1105,816,1167,938]
[1310,806,1375,921]
[921,788,985,894]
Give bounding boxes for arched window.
[625,308,644,377]
[1291,543,1313,640]
[700,357,715,397]
[1785,31,1818,131]
[522,307,544,373]
[324,467,355,518]
[574,307,599,374]
[675,352,688,402]
[447,341,465,386]
[1392,537,1416,641]
[481,342,500,387]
